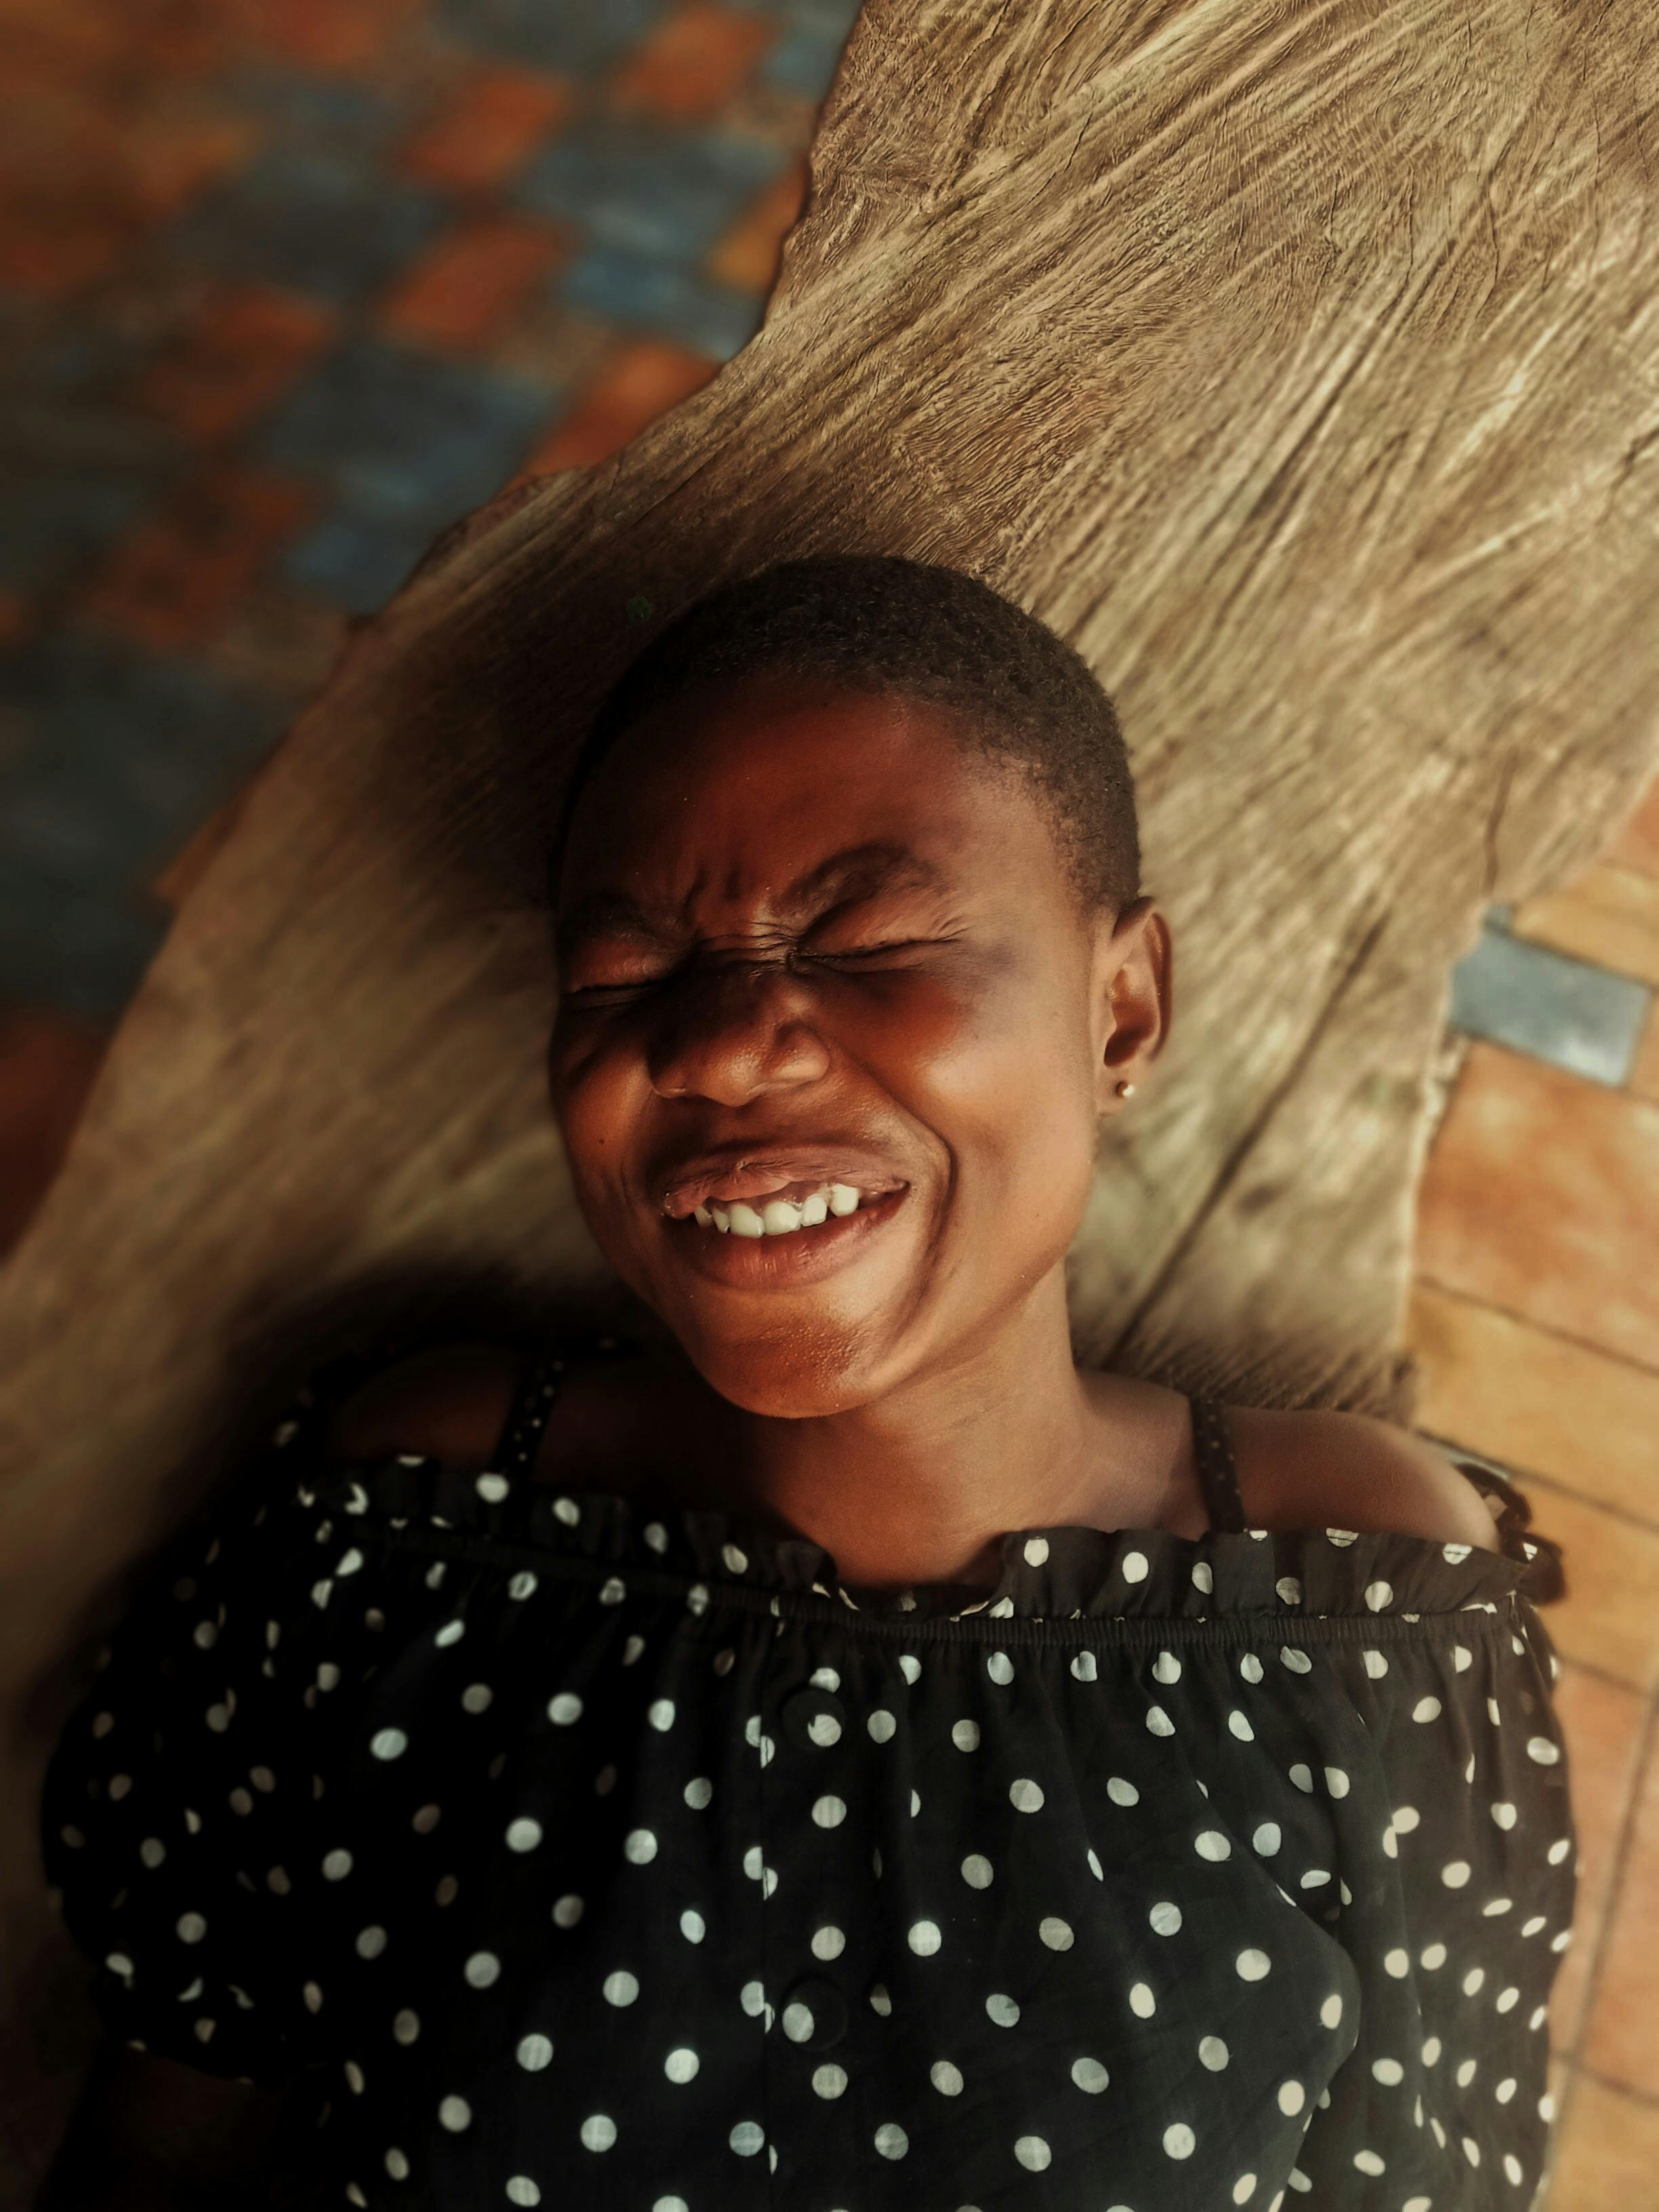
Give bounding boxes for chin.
[682,1322,880,1420]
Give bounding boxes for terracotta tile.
[1629,998,1659,1107]
[1578,1724,1659,2094]
[1511,861,1659,989]
[1533,1662,1652,2053]
[610,1,778,122]
[134,285,337,443]
[1605,766,1659,878]
[705,152,809,293]
[510,337,719,480]
[397,67,574,192]
[0,216,128,300]
[1542,2064,1659,2208]
[1479,1471,1656,1691]
[0,1004,108,1261]
[1405,1282,1659,1528]
[81,468,316,653]
[378,216,569,352]
[0,594,33,649]
[1415,1042,1659,1372]
[241,0,422,73]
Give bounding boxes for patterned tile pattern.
[1,0,848,1015]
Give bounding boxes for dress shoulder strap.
[1187,1396,1247,1534]
[491,1345,571,1474]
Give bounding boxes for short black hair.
[549,553,1141,927]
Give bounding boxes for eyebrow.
[554,842,951,958]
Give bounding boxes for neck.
[708,1273,1119,1592]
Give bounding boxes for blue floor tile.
[0,631,290,883]
[0,855,168,1023]
[437,0,670,72]
[760,18,857,96]
[558,250,766,358]
[279,512,441,614]
[220,64,410,155]
[515,125,789,264]
[164,148,447,306]
[1448,920,1651,1087]
[255,337,556,527]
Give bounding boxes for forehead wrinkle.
[556,840,952,955]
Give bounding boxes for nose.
[647,958,832,1103]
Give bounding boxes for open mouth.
[663,1183,911,1284]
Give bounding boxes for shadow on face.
[547,670,1170,1418]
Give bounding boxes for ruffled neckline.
[294,1439,1544,1626]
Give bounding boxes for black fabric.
[41,1330,1576,2212]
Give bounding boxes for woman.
[39,556,1572,2210]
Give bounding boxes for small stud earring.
[1115,1080,1136,1098]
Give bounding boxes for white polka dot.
[987,1653,1014,1685]
[602,1971,639,2006]
[1149,1902,1183,1936]
[647,1699,676,1732]
[1277,2081,1305,2116]
[813,1796,847,1827]
[813,2064,848,2099]
[664,2047,699,2083]
[355,1926,387,1960]
[623,1829,657,1863]
[930,2060,964,2094]
[962,1854,994,1889]
[322,1849,352,1881]
[438,2095,472,2131]
[552,1894,584,1929]
[874,2123,908,2159]
[811,1925,845,1960]
[369,1728,407,1760]
[1163,2124,1195,2160]
[680,1909,705,1942]
[412,1804,441,1833]
[464,1952,499,1988]
[908,1921,942,1955]
[867,1708,897,1742]
[176,1912,207,1944]
[1232,2172,1257,2203]
[1236,1949,1271,1982]
[986,1993,1020,2026]
[548,1693,583,1725]
[1016,2135,1052,2169]
[1040,1917,1074,1950]
[1072,2057,1109,2092]
[581,2114,617,2152]
[1009,1779,1044,1813]
[506,1817,542,1853]
[461,1683,493,1714]
[1198,2035,1229,2070]
[516,2033,552,2070]
[1023,1536,1050,1565]
[394,2009,420,2045]
[951,1719,981,1751]
[729,2121,764,2156]
[1130,1982,1155,2018]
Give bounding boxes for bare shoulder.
[1248,1404,1507,1551]
[322,1335,726,1492]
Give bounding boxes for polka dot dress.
[41,1332,1576,2212]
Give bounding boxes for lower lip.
[661,1187,912,1287]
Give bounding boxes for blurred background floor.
[1,3,1658,2203]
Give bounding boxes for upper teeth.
[695,1182,865,1235]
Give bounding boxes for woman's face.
[548,670,1168,1416]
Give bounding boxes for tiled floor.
[2,3,1658,2205]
